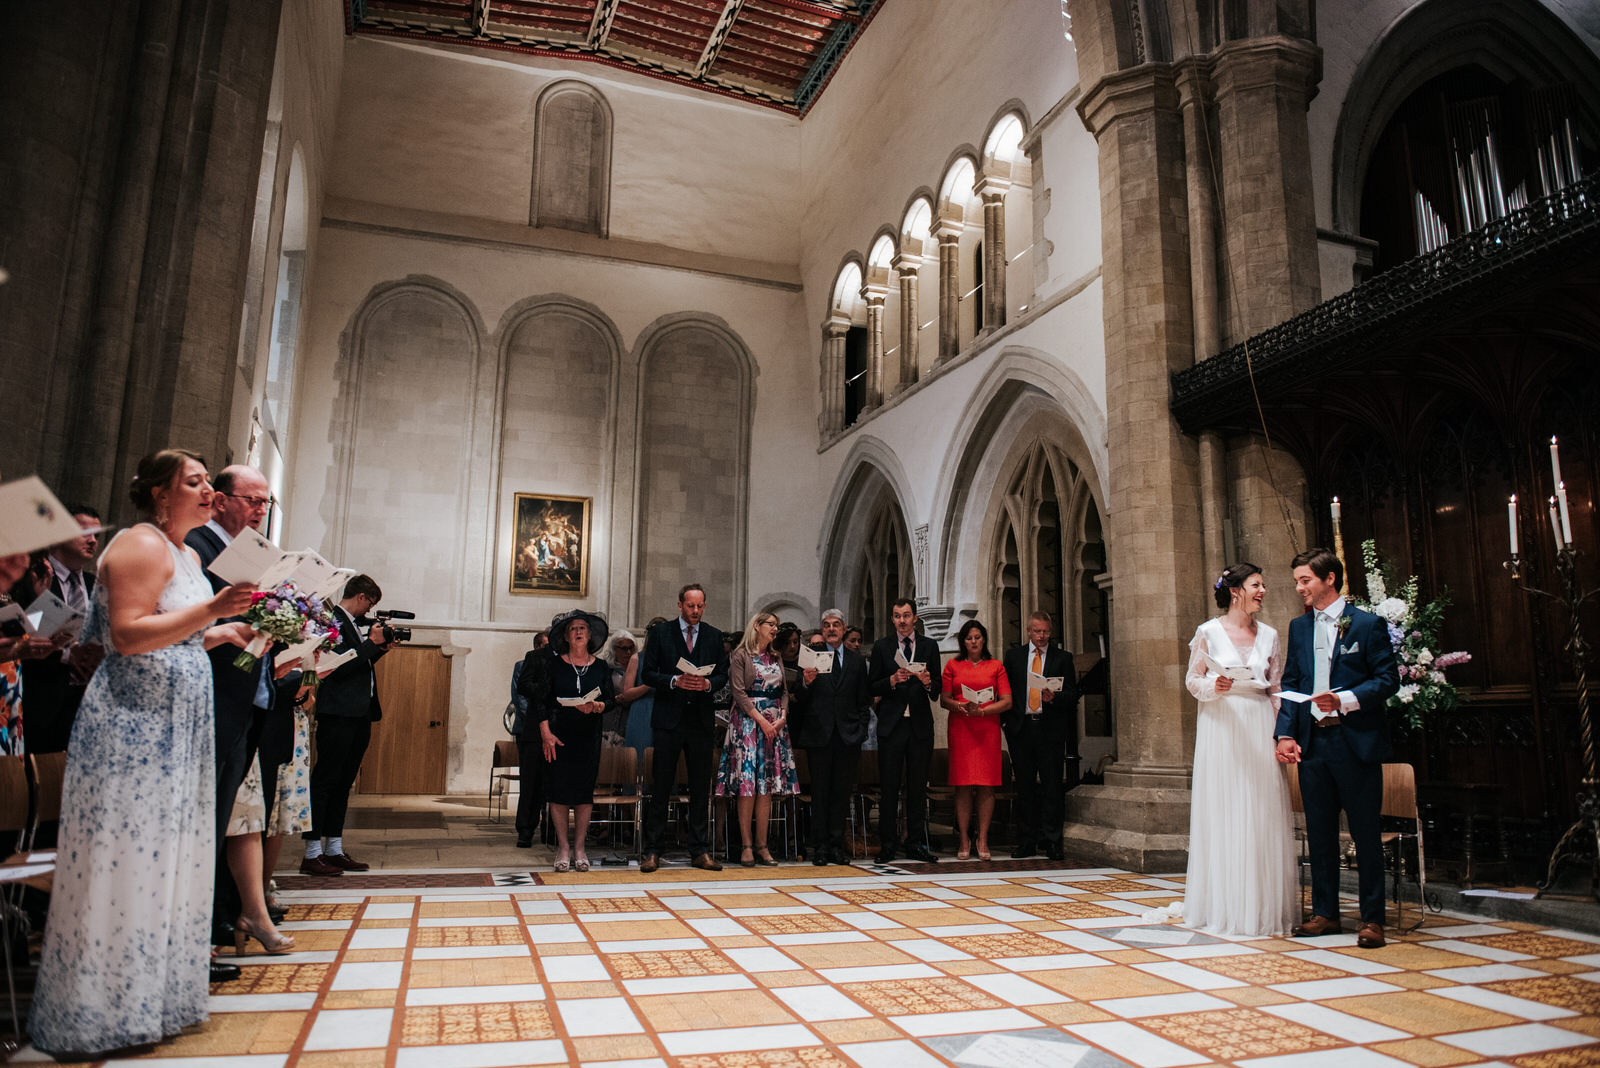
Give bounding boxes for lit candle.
[1551,436,1563,490]
[1509,495,1518,556]
[1550,496,1564,554]
[1558,482,1573,545]
[1331,497,1342,523]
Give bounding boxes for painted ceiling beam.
[588,0,621,47]
[694,0,745,78]
[471,0,491,32]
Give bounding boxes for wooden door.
[359,644,450,794]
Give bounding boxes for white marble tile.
[962,972,1071,1005]
[817,963,941,983]
[280,920,354,931]
[1283,948,1399,974]
[1091,992,1232,1018]
[622,974,755,996]
[207,992,318,1012]
[894,938,976,962]
[834,911,904,931]
[793,891,846,905]
[597,937,709,952]
[866,901,959,913]
[1065,1021,1211,1067]
[967,906,1041,924]
[1567,953,1600,968]
[420,893,517,902]
[525,923,588,944]
[348,927,411,949]
[1428,985,1579,1020]
[236,950,338,966]
[1134,961,1249,990]
[765,931,871,946]
[655,895,713,911]
[364,902,417,919]
[303,1008,394,1050]
[1424,938,1536,962]
[726,905,817,917]
[659,1023,820,1056]
[540,954,610,982]
[558,996,644,1036]
[519,899,572,915]
[331,961,405,990]
[405,983,546,1005]
[393,1039,568,1067]
[891,1007,1041,1036]
[420,916,518,928]
[773,984,871,1020]
[1439,1023,1593,1057]
[685,916,748,936]
[103,1058,287,1068]
[578,910,676,923]
[413,945,530,960]
[563,889,652,899]
[1269,976,1405,1000]
[722,946,801,972]
[838,1036,955,1067]
[1420,923,1512,938]
[1236,1049,1412,1068]
[1423,963,1546,984]
[920,887,978,900]
[1152,942,1264,960]
[999,952,1105,972]
[920,923,1017,938]
[1041,930,1124,952]
[1262,1002,1411,1041]
[1292,932,1362,949]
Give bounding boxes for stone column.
[935,217,962,363]
[892,252,921,391]
[819,318,848,436]
[861,282,887,413]
[977,175,1011,333]
[1063,64,1204,872]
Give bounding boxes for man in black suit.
[1002,611,1078,861]
[790,609,870,864]
[301,573,395,875]
[638,583,728,873]
[21,505,103,755]
[868,598,942,863]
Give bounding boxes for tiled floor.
[12,862,1600,1067]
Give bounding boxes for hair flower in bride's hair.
[1213,574,1227,590]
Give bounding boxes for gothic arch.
[1330,0,1600,233]
[819,449,917,644]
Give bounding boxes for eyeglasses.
[220,493,273,509]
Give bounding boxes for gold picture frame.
[510,493,592,596]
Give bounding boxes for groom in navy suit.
[1275,547,1398,948]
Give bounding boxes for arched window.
[936,158,980,356]
[532,81,612,236]
[982,112,1032,326]
[852,495,913,644]
[898,198,934,384]
[264,147,307,458]
[866,233,899,394]
[821,261,867,436]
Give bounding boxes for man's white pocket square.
[1340,641,1360,654]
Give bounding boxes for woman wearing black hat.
[521,609,617,872]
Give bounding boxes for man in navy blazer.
[790,609,871,865]
[638,583,729,873]
[1275,547,1399,948]
[868,598,942,864]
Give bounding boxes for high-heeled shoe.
[755,850,778,867]
[956,839,971,861]
[740,848,756,868]
[234,916,295,956]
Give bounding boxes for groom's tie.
[1313,611,1331,695]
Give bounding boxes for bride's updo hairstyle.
[129,448,207,514]
[1213,562,1262,610]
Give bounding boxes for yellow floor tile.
[549,981,621,997]
[1386,971,1457,990]
[345,948,407,962]
[780,941,917,969]
[1483,975,1600,1012]
[409,957,542,987]
[1141,1007,1345,1061]
[1028,965,1186,999]
[572,1035,661,1061]
[1214,986,1299,1007]
[1371,1037,1488,1066]
[296,1052,387,1068]
[940,959,1004,975]
[741,913,854,936]
[1188,952,1351,985]
[1032,1003,1116,1024]
[1509,1048,1600,1068]
[1553,1016,1600,1039]
[143,1011,306,1056]
[357,917,413,929]
[414,924,528,947]
[756,970,824,987]
[1100,948,1165,964]
[632,989,796,1031]
[1336,942,1494,971]
[1325,990,1520,1034]
[840,976,1005,1015]
[814,1017,904,1043]
[212,962,330,995]
[400,1001,557,1045]
[324,989,397,1008]
[1468,932,1600,959]
[679,1050,853,1068]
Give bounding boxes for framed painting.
[510,493,592,596]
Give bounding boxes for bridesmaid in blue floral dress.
[30,451,256,1057]
[716,612,799,866]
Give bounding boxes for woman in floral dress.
[716,612,798,865]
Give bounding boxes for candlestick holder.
[1505,547,1600,900]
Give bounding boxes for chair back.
[597,745,636,791]
[1381,762,1418,820]
[29,752,66,826]
[493,739,519,769]
[0,757,29,834]
[929,747,950,783]
[856,749,879,787]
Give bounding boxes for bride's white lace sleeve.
[1185,625,1218,702]
[1266,628,1284,714]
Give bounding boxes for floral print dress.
[30,527,216,1055]
[716,653,798,797]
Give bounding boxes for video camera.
[354,609,415,643]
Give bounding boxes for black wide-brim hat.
[549,609,608,655]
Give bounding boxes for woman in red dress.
[939,620,1011,860]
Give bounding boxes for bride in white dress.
[1180,563,1297,937]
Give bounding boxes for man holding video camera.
[300,574,406,875]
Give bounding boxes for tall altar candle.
[1550,496,1564,555]
[1551,436,1563,491]
[1509,495,1519,556]
[1558,482,1573,545]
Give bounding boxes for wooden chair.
[487,739,520,823]
[589,746,640,857]
[851,748,879,858]
[0,757,36,1041]
[922,748,953,851]
[27,752,66,845]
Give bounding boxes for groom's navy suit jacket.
[1274,605,1399,763]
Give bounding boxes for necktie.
[1313,612,1331,695]
[902,637,912,662]
[686,625,695,653]
[64,571,87,616]
[835,646,843,673]
[1029,649,1042,711]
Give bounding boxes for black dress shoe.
[210,961,242,983]
[515,836,532,849]
[874,848,896,864]
[811,850,833,866]
[1044,845,1065,862]
[905,845,938,863]
[1011,843,1038,859]
[267,905,287,925]
[299,856,344,877]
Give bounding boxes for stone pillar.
[977,175,1011,333]
[935,218,962,364]
[819,319,848,436]
[1064,64,1204,872]
[1211,37,1323,342]
[861,282,887,413]
[1198,431,1228,579]
[892,253,921,391]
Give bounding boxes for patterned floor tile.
[415,924,527,947]
[1482,974,1600,1012]
[839,976,1005,1015]
[1139,1006,1345,1060]
[610,947,740,978]
[400,1000,556,1045]
[743,913,856,936]
[1466,933,1600,959]
[945,931,1095,958]
[1189,953,1351,986]
[211,961,331,994]
[834,888,939,905]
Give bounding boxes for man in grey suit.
[790,609,870,865]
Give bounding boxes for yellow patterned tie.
[1029,649,1042,711]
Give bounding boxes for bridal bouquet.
[234,582,338,672]
[1349,539,1471,732]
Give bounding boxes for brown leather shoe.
[323,852,370,872]
[1291,914,1343,937]
[299,855,344,877]
[691,853,723,872]
[1357,921,1386,948]
[639,854,659,873]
